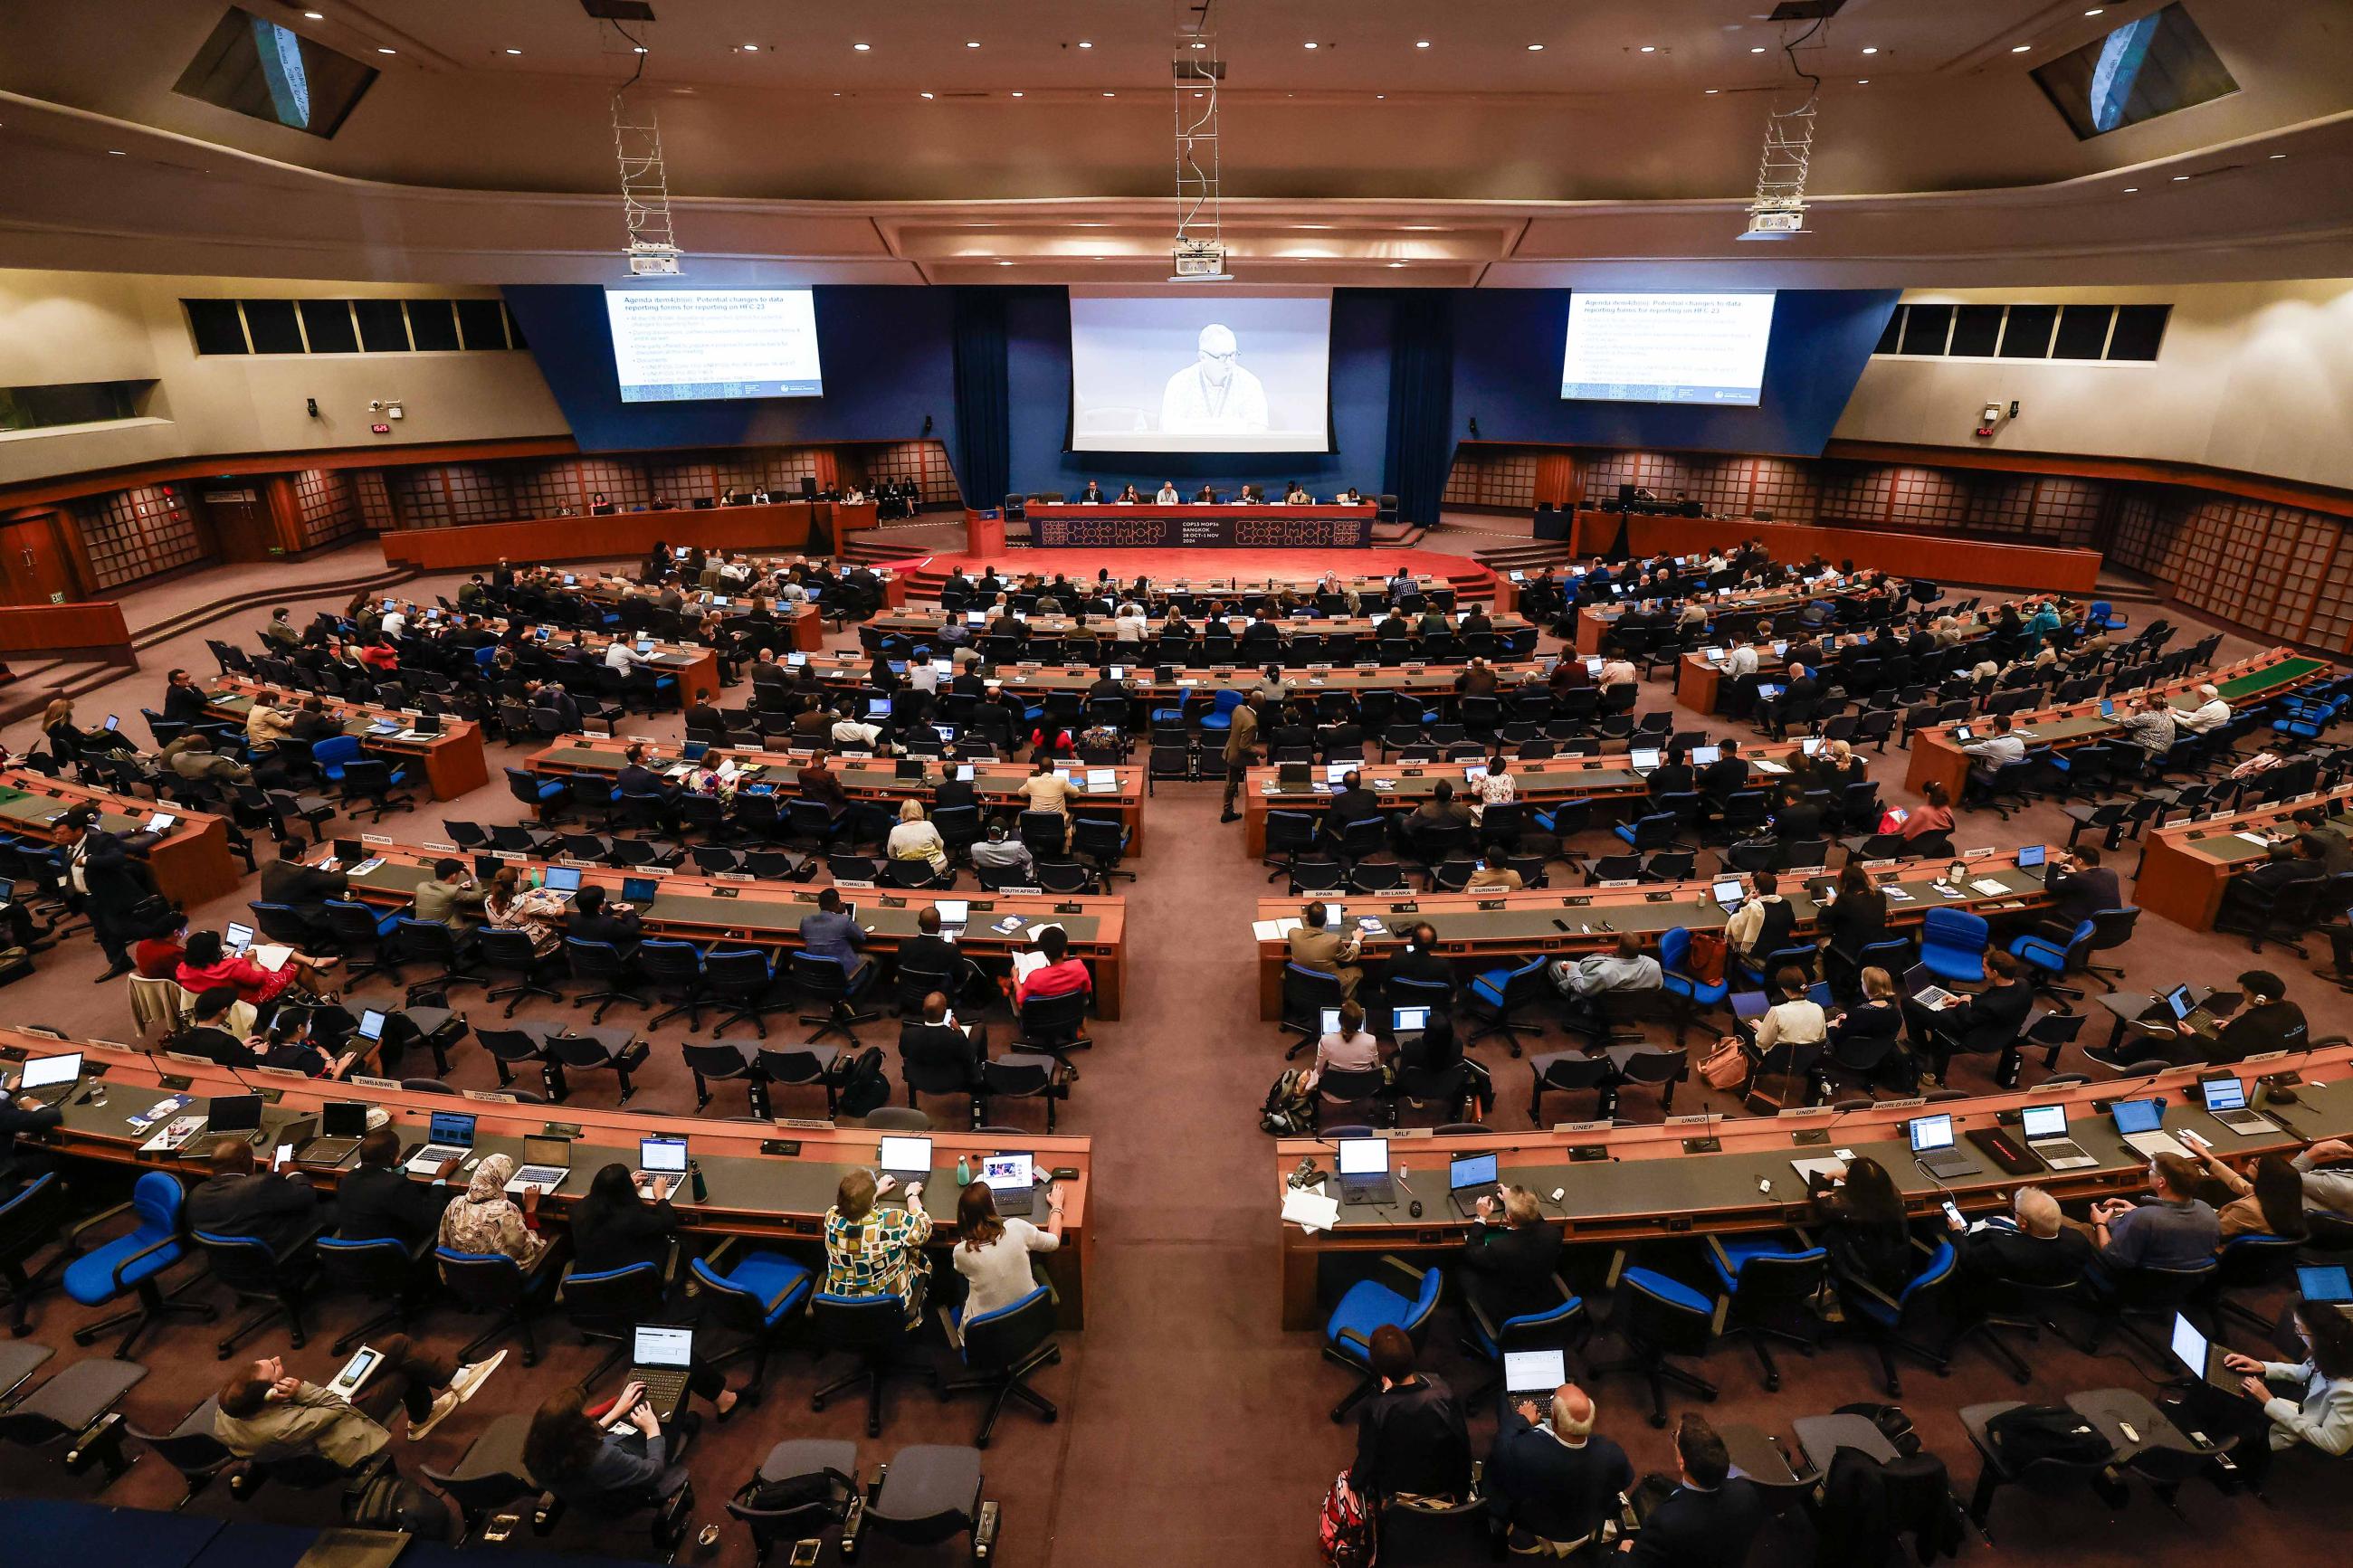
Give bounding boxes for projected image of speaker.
[1067,290,1335,455]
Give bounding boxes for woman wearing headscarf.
[437,1152,549,1269]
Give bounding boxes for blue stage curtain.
[1381,290,1454,527]
[952,287,1012,508]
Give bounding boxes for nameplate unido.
[348,1075,401,1090]
[1665,1114,1716,1126]
[462,1089,520,1105]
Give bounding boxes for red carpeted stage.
[867,546,1499,602]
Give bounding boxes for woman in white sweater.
[2222,1299,2353,1469]
[952,1174,1064,1320]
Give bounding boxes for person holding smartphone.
[214,1342,503,1462]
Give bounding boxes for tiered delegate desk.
[1024,501,1376,549]
[204,677,490,802]
[0,768,241,907]
[1250,849,2056,1018]
[1675,620,2005,717]
[1240,744,1827,858]
[1272,1042,2353,1326]
[324,840,1129,1018]
[481,617,723,700]
[0,1031,1092,1326]
[1901,648,2337,800]
[866,609,1535,651]
[2134,779,2353,932]
[524,740,1150,856]
[1571,580,1908,657]
[918,571,1462,609]
[377,501,879,572]
[574,574,828,651]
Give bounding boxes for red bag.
[1700,1037,1750,1090]
[1684,930,1729,987]
[1318,1472,1376,1568]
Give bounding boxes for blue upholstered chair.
[941,1284,1061,1449]
[1837,1237,1958,1397]
[1918,908,1990,985]
[1587,1252,1721,1428]
[691,1248,814,1404]
[1704,1233,1829,1392]
[1465,955,1550,1057]
[1322,1254,1443,1421]
[64,1171,215,1359]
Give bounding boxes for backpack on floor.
[1262,1069,1315,1136]
[1317,1470,1376,1568]
[834,1047,890,1117]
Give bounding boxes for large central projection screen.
[1068,290,1333,452]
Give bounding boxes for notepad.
[252,944,295,972]
[1968,878,2011,897]
[2237,832,2273,847]
[1282,1185,1341,1233]
[1750,759,1790,774]
[1252,917,1305,940]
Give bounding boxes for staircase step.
[131,563,423,651]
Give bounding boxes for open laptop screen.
[1907,1113,1955,1154]
[2020,1104,2069,1141]
[633,1325,693,1368]
[1449,1153,1499,1191]
[2199,1078,2248,1113]
[2112,1098,2165,1136]
[1337,1137,1387,1176]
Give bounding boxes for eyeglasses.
[1197,348,1238,362]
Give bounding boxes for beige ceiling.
[1,0,2350,286]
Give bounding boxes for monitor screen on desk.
[2020,1104,2069,1140]
[541,866,582,895]
[1630,748,1661,772]
[1907,1113,1956,1154]
[426,1110,476,1147]
[979,1153,1032,1194]
[1337,1137,1387,1177]
[1393,1005,1431,1033]
[879,1135,932,1171]
[623,877,659,905]
[1691,746,1721,765]
[18,1052,80,1091]
[1449,1152,1498,1191]
[2112,1098,2165,1136]
[2200,1077,2248,1113]
[638,1136,689,1174]
[2017,845,2045,869]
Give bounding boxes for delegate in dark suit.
[2042,864,2122,931]
[1628,1479,1767,1568]
[1910,968,2034,1080]
[1490,1401,1634,1547]
[1459,1214,1564,1326]
[186,1166,323,1254]
[260,860,349,933]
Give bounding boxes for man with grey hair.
[1951,1184,2096,1290]
[1491,1380,1634,1554]
[2177,683,2232,733]
[1158,322,1270,434]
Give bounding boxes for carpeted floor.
[1,549,2348,1566]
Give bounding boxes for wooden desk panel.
[794,651,1557,714]
[1573,579,1910,656]
[378,504,824,570]
[1249,851,2054,1017]
[1902,648,2334,801]
[2,1031,1094,1326]
[1025,502,1376,549]
[0,601,134,662]
[485,617,722,703]
[1567,512,2102,595]
[0,768,240,907]
[1271,1043,2353,1326]
[205,678,489,801]
[2136,780,2353,931]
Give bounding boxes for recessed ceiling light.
[2122,185,2138,192]
[853,42,871,52]
[302,9,321,16]
[1639,45,1656,53]
[1102,90,1115,97]
[2011,43,2032,52]
[1303,41,1318,50]
[1375,93,1386,100]
[1077,41,1091,49]
[1527,43,1544,52]
[376,46,394,54]
[2085,7,2105,14]
[1862,46,1879,55]
[966,41,979,49]
[1388,261,1406,269]
[2270,152,2287,159]
[1750,46,1766,53]
[503,47,521,55]
[1705,88,1720,94]
[1856,79,1869,84]
[2172,173,2189,181]
[633,45,647,53]
[1011,90,1024,97]
[107,148,125,156]
[1416,41,1431,50]
[741,43,758,52]
[919,91,934,99]
[997,261,1014,266]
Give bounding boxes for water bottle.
[688,1159,708,1203]
[956,1154,972,1188]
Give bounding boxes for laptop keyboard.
[635,1366,690,1413]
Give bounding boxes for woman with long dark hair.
[1807,1155,1912,1297]
[2195,1147,2311,1241]
[524,1385,689,1506]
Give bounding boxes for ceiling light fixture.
[920,91,934,99]
[1077,41,1092,49]
[302,8,321,16]
[376,46,394,54]
[2085,7,2105,14]
[1705,88,1720,94]
[1527,43,1544,52]
[966,41,979,48]
[2173,173,2189,180]
[1303,41,1318,50]
[2123,186,2138,192]
[1750,45,1766,53]
[1388,261,1406,268]
[2270,151,2287,159]
[1011,90,1024,97]
[997,261,1014,266]
[1375,93,1386,100]
[1639,45,1656,53]
[853,42,870,52]
[2011,43,2032,52]
[1862,46,1879,55]
[1103,90,1115,97]
[504,47,521,55]
[1415,40,1430,49]
[632,45,647,52]
[108,148,125,156]
[1856,79,1869,84]
[741,43,758,52]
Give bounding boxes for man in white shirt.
[969,824,1036,879]
[1111,604,1148,643]
[905,652,940,695]
[1155,480,1181,504]
[1598,657,1637,689]
[1548,934,1662,999]
[1959,714,2025,769]
[379,603,409,640]
[830,714,888,753]
[604,639,650,672]
[2177,684,2232,733]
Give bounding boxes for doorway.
[0,512,82,605]
[198,486,278,563]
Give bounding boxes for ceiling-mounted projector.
[1170,239,1234,281]
[1738,207,1808,242]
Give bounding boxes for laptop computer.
[1503,1346,1567,1402]
[2112,1098,2194,1160]
[935,898,969,934]
[876,1135,932,1202]
[1447,1151,1500,1218]
[1711,878,1745,911]
[1629,748,1662,774]
[1691,745,1722,766]
[2019,1103,2098,1170]
[540,864,583,898]
[1335,1136,1397,1207]
[405,1109,478,1174]
[2169,1311,2245,1394]
[626,1324,697,1421]
[2016,844,2047,876]
[207,1092,264,1144]
[2299,1264,2352,1304]
[300,1100,371,1167]
[1393,1005,1432,1035]
[2198,1076,2277,1136]
[635,1135,690,1196]
[353,1009,387,1054]
[2163,984,2222,1037]
[977,1152,1037,1218]
[507,1135,575,1195]
[1910,961,1963,1011]
[11,1050,82,1108]
[623,877,660,905]
[1908,1113,1982,1179]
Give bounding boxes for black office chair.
[810,1292,936,1438]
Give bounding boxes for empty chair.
[63,1171,216,1359]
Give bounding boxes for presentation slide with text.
[1560,291,1777,405]
[605,289,825,403]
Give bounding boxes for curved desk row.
[0,1031,1093,1327]
[1900,647,2337,801]
[2135,778,2353,932]
[203,677,490,802]
[793,651,1560,712]
[376,502,878,572]
[1249,849,2056,1018]
[1272,1042,2353,1327]
[0,767,241,908]
[319,838,1130,1018]
[1571,579,1915,656]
